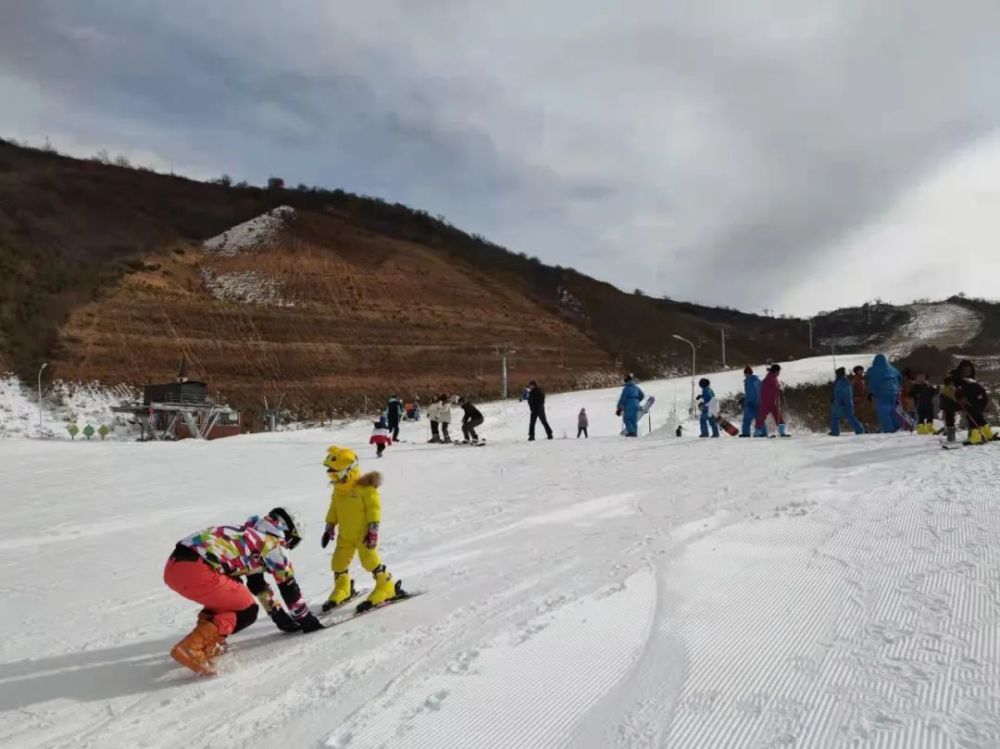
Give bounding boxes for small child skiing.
[698,378,720,438]
[908,372,938,435]
[939,374,959,444]
[577,408,589,438]
[321,446,407,612]
[370,415,393,457]
[953,359,994,445]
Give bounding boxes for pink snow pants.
[757,405,784,426]
[163,559,255,635]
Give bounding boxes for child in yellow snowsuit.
[321,446,404,613]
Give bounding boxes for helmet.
[698,378,710,388]
[268,506,303,549]
[324,446,359,484]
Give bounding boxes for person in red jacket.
[755,364,789,437]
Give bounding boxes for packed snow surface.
[3,354,999,748]
[202,206,294,256]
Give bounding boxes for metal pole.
[808,319,813,350]
[37,362,48,437]
[672,335,697,418]
[501,353,508,399]
[721,329,726,369]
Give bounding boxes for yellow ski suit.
[326,471,384,574]
[325,470,397,607]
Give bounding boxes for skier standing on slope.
[386,395,404,441]
[616,374,645,437]
[864,354,902,433]
[437,394,454,443]
[321,446,407,612]
[953,359,993,444]
[458,397,484,443]
[851,365,869,429]
[908,372,939,435]
[163,507,323,675]
[829,367,865,436]
[698,378,720,438]
[426,397,441,443]
[526,381,554,441]
[939,374,960,444]
[741,367,761,437]
[755,364,788,437]
[577,408,589,439]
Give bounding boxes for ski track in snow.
[2,355,1000,748]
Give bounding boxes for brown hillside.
[0,139,880,425]
[55,208,614,421]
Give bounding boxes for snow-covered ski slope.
[4,354,1000,748]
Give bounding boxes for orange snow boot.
[170,618,221,676]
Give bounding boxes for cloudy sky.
[2,1,999,315]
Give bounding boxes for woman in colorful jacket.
[163,507,323,675]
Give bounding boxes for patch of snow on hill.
[202,206,294,256]
[201,269,294,306]
[886,303,982,356]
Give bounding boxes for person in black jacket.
[907,372,938,434]
[458,397,484,443]
[526,380,554,441]
[386,395,404,441]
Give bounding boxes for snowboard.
[320,588,425,626]
[621,396,656,435]
[717,416,740,437]
[894,405,916,432]
[453,439,486,447]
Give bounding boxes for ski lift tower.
[494,343,516,399]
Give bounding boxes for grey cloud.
[1,1,998,313]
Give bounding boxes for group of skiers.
[371,394,487,453]
[164,445,406,676]
[830,356,994,445]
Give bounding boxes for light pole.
[720,328,727,369]
[37,362,48,437]
[672,334,696,418]
[808,318,813,350]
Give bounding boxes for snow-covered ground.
[0,377,136,441]
[885,303,983,358]
[7,355,1000,747]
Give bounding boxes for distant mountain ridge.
[1,139,998,424]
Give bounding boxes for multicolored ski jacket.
[178,515,307,617]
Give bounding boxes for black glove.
[321,530,330,549]
[298,612,325,633]
[270,609,301,633]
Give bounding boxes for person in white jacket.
[436,394,454,443]
[426,399,442,443]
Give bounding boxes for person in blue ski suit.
[865,354,902,433]
[741,367,761,437]
[829,367,865,436]
[698,378,720,438]
[616,375,645,437]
